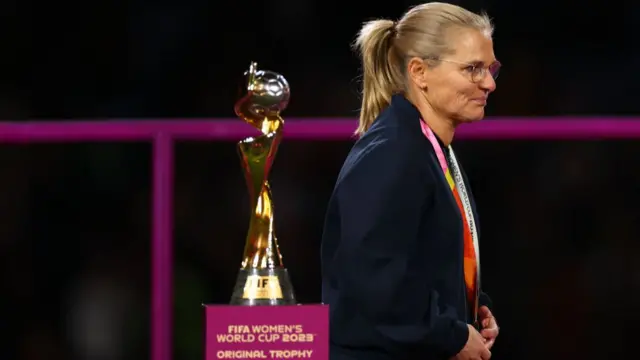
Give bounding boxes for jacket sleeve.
[335,138,469,358]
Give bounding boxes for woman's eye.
[464,66,476,73]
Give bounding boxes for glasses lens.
[489,61,501,80]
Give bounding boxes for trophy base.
[230,267,297,306]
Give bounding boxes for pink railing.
[1,117,639,360]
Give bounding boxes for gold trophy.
[230,62,296,306]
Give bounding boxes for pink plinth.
[205,304,329,360]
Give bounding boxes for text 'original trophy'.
[229,62,297,306]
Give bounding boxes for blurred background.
[4,0,640,359]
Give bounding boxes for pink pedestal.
[205,305,329,360]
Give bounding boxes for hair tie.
[390,21,398,36]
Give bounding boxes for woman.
[320,3,501,360]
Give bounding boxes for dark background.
[2,0,639,359]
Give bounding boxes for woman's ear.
[407,57,428,89]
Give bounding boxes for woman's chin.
[459,109,485,123]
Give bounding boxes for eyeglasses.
[436,59,501,83]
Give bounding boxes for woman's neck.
[423,115,455,146]
[405,92,456,146]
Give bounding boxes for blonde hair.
[352,2,494,136]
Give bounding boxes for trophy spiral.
[229,62,296,306]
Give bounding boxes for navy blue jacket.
[320,94,492,360]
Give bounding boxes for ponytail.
[353,19,404,137]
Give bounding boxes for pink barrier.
[0,117,638,360]
[1,117,640,142]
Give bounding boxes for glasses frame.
[427,58,502,83]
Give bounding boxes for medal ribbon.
[420,119,481,323]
